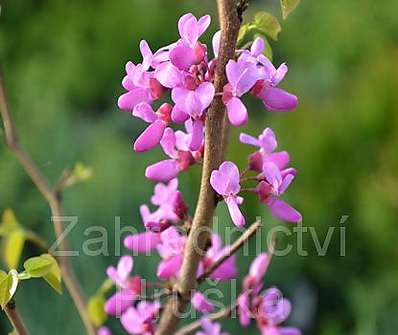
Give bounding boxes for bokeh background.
[1,0,398,334]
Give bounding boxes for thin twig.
[4,299,29,335]
[0,74,96,335]
[175,303,236,335]
[155,1,242,334]
[197,219,262,283]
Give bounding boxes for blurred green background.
[1,0,398,334]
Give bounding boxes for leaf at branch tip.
[23,255,53,278]
[73,162,93,182]
[280,0,301,20]
[9,330,18,335]
[40,254,62,294]
[3,230,25,270]
[254,11,282,41]
[87,294,107,327]
[0,270,18,309]
[1,209,19,230]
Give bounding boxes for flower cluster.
[99,12,302,335]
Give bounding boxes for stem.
[0,74,96,335]
[197,219,262,283]
[155,1,241,334]
[175,304,236,335]
[4,300,29,335]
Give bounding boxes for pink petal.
[145,159,180,182]
[212,30,221,57]
[154,62,183,88]
[266,197,302,223]
[104,290,134,316]
[262,162,282,191]
[237,293,251,327]
[117,256,133,280]
[259,128,277,153]
[171,106,189,123]
[251,37,265,56]
[133,120,166,152]
[265,151,290,170]
[170,42,196,70]
[120,307,145,333]
[239,133,260,147]
[196,82,215,111]
[249,253,269,280]
[132,102,157,123]
[261,87,298,112]
[192,292,214,313]
[178,13,199,46]
[197,15,211,36]
[98,327,112,335]
[280,327,302,335]
[273,63,288,86]
[210,254,237,280]
[189,119,204,151]
[118,88,151,112]
[160,127,177,158]
[124,231,161,253]
[157,254,183,279]
[227,97,248,126]
[139,40,153,70]
[225,196,245,227]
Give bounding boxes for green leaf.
[0,270,14,309]
[3,230,25,269]
[9,330,18,335]
[1,209,18,229]
[23,255,53,278]
[280,0,301,20]
[87,295,107,327]
[73,162,93,182]
[41,254,62,294]
[237,23,250,45]
[254,11,282,41]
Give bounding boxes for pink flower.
[145,127,198,182]
[98,326,112,335]
[252,56,298,112]
[256,288,301,335]
[223,58,259,126]
[239,128,289,172]
[256,162,301,223]
[124,231,161,254]
[202,234,237,280]
[192,292,214,314]
[120,301,160,335]
[106,256,134,289]
[196,318,229,335]
[243,253,271,291]
[172,82,214,150]
[105,256,142,316]
[210,161,245,227]
[156,227,186,279]
[169,13,210,70]
[140,178,188,232]
[132,103,172,152]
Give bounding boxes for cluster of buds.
[100,12,302,335]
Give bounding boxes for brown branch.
[197,219,262,283]
[155,1,242,334]
[175,304,236,335]
[0,74,96,335]
[4,299,29,335]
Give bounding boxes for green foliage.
[280,0,301,19]
[87,294,107,327]
[0,270,17,309]
[254,11,281,41]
